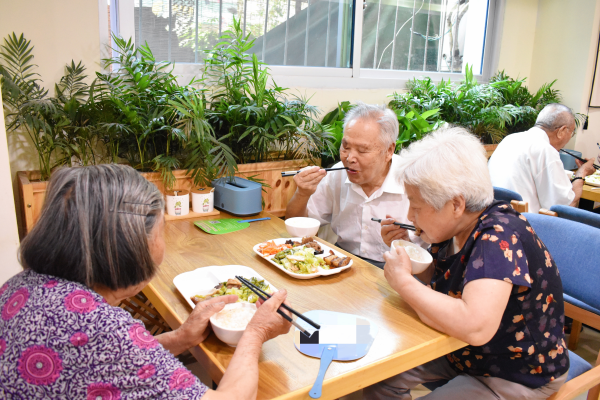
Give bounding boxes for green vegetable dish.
[272,247,328,274]
[190,277,271,305]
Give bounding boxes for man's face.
[339,118,394,188]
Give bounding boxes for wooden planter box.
[17,159,311,236]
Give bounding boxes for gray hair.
[343,102,399,148]
[535,103,575,131]
[19,164,165,290]
[395,127,494,212]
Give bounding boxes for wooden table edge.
[143,282,466,399]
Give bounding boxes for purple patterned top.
[0,269,208,399]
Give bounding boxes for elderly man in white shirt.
[285,103,421,269]
[488,103,596,213]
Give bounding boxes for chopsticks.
[560,149,600,170]
[371,217,417,231]
[281,167,348,177]
[235,276,321,336]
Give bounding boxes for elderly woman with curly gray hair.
[0,164,291,399]
[365,128,570,400]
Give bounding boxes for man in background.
[488,103,596,213]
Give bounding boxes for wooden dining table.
[143,210,466,400]
[582,184,600,203]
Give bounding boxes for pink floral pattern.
[64,290,97,314]
[1,288,29,321]
[0,283,8,296]
[43,280,58,289]
[169,368,196,391]
[17,345,63,385]
[0,338,6,357]
[87,382,121,400]
[137,364,156,380]
[70,332,89,347]
[128,324,158,349]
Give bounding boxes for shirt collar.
[530,126,550,143]
[344,154,405,195]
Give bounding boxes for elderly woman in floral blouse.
[364,128,569,400]
[0,164,291,399]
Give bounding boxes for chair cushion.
[564,294,600,315]
[567,350,592,381]
[493,187,523,202]
[549,205,600,229]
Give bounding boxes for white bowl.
[391,240,433,274]
[285,217,320,237]
[210,302,257,347]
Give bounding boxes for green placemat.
[194,218,250,235]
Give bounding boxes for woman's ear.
[452,196,466,216]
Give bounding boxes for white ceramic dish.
[391,240,433,274]
[210,302,257,347]
[585,174,600,187]
[253,238,353,279]
[173,265,276,309]
[285,217,321,237]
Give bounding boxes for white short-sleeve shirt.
[487,127,575,214]
[306,155,422,262]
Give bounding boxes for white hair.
[395,127,494,212]
[343,102,399,148]
[535,103,575,131]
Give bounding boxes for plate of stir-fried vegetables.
[253,237,353,279]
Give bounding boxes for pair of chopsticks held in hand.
[371,217,422,234]
[281,166,348,177]
[235,276,320,337]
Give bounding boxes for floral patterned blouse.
[0,269,208,399]
[430,201,569,388]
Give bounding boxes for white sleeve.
[534,148,575,209]
[306,175,334,226]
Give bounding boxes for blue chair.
[493,186,523,202]
[549,205,600,230]
[524,213,600,400]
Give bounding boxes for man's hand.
[380,215,410,247]
[383,245,413,293]
[575,158,596,177]
[293,166,327,197]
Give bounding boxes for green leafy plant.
[319,101,353,167]
[395,108,441,150]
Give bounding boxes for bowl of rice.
[391,240,433,274]
[210,302,257,347]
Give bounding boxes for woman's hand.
[380,215,410,247]
[383,245,413,293]
[246,289,292,343]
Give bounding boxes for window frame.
[106,0,505,88]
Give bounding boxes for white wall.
[0,95,22,285]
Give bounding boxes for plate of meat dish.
[173,265,276,309]
[253,237,353,279]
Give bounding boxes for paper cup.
[192,187,214,213]
[166,190,190,216]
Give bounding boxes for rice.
[399,244,426,262]
[213,307,256,330]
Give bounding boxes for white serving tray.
[585,174,600,187]
[173,265,276,309]
[252,238,353,280]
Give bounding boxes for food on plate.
[284,237,324,254]
[396,243,427,262]
[258,240,292,256]
[585,175,600,185]
[322,250,351,268]
[190,277,271,305]
[273,246,327,274]
[213,306,256,330]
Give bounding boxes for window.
[128,0,496,81]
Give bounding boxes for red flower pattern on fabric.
[64,290,98,314]
[499,240,510,251]
[2,288,29,320]
[0,283,8,296]
[70,332,89,347]
[17,345,63,385]
[86,382,121,400]
[0,338,6,357]
[137,364,156,380]
[43,280,58,289]
[128,324,158,349]
[169,368,196,390]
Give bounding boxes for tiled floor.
[187,327,600,399]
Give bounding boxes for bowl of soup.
[210,302,257,347]
[391,240,433,274]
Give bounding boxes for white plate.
[253,238,353,279]
[173,265,276,309]
[585,175,600,187]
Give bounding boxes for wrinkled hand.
[179,295,238,347]
[246,289,292,343]
[380,215,410,247]
[383,245,413,293]
[575,158,596,177]
[294,166,327,197]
